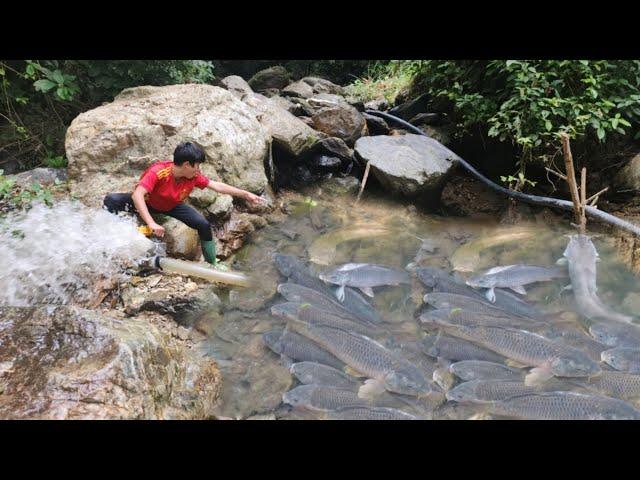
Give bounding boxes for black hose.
[366,109,640,237]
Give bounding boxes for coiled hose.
[365,109,640,237]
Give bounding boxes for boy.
[103,141,266,268]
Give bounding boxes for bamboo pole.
[561,133,583,227]
[580,167,587,234]
[356,161,371,204]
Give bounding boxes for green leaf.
[34,79,56,92]
[597,127,606,141]
[545,120,552,131]
[51,70,64,84]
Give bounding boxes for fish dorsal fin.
[483,265,516,275]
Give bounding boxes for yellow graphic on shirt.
[156,166,172,180]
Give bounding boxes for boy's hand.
[244,192,267,206]
[149,222,165,237]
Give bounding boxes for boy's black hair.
[173,141,205,166]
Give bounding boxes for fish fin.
[524,367,554,387]
[358,378,386,400]
[468,412,493,420]
[280,354,294,370]
[510,285,527,295]
[485,288,496,303]
[344,366,367,378]
[561,283,573,291]
[505,359,528,369]
[360,287,375,298]
[556,258,568,266]
[335,284,345,302]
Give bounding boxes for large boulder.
[162,217,201,260]
[242,93,321,157]
[389,93,431,120]
[220,75,253,99]
[8,167,67,188]
[65,84,271,208]
[614,152,640,190]
[300,77,344,95]
[312,104,367,147]
[354,134,459,197]
[0,306,221,419]
[282,80,314,99]
[248,66,291,92]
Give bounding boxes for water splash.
[0,200,155,306]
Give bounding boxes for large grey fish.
[601,347,640,373]
[277,283,362,323]
[423,292,534,320]
[487,391,640,420]
[282,385,370,412]
[570,370,640,401]
[325,406,421,420]
[589,322,640,349]
[419,308,545,330]
[289,322,435,398]
[446,380,541,403]
[466,264,567,303]
[417,267,547,320]
[449,360,524,382]
[262,329,345,370]
[420,333,507,364]
[538,325,609,362]
[319,263,411,302]
[443,324,601,384]
[273,254,383,324]
[270,302,382,337]
[289,362,361,390]
[559,235,636,324]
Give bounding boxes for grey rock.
[248,66,291,92]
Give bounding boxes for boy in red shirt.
[103,141,266,268]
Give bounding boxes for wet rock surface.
[0,306,221,419]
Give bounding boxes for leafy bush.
[0,169,64,214]
[344,61,414,104]
[405,60,640,164]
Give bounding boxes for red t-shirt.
[138,161,210,212]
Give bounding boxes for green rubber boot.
[200,240,228,271]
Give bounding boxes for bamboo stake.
[545,167,567,181]
[586,187,609,205]
[561,133,583,227]
[580,167,587,234]
[355,161,371,204]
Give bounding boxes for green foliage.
[0,169,64,214]
[44,155,67,168]
[0,169,15,200]
[500,172,537,191]
[404,60,640,163]
[344,61,415,103]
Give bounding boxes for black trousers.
[103,193,213,241]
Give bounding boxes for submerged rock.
[354,134,459,198]
[0,306,221,419]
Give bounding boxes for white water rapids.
[0,201,155,306]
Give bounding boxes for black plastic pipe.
[366,109,640,237]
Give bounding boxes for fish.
[289,362,361,390]
[422,292,529,320]
[261,328,345,370]
[589,322,640,349]
[325,406,421,420]
[308,225,391,266]
[450,227,537,273]
[270,302,382,337]
[319,263,411,302]
[277,283,361,322]
[420,333,507,364]
[273,254,384,324]
[487,391,640,420]
[601,347,640,373]
[419,308,545,331]
[443,325,601,384]
[282,385,370,412]
[559,235,636,324]
[449,360,525,382]
[570,371,640,401]
[289,322,435,398]
[466,264,567,303]
[446,380,541,403]
[417,267,548,320]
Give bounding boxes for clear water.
[196,178,640,419]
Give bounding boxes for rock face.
[312,105,367,147]
[65,84,271,208]
[248,66,291,92]
[220,75,253,99]
[614,152,640,190]
[282,80,314,99]
[242,93,321,157]
[0,306,221,419]
[354,134,459,197]
[301,77,344,95]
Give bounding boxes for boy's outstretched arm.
[206,181,267,206]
